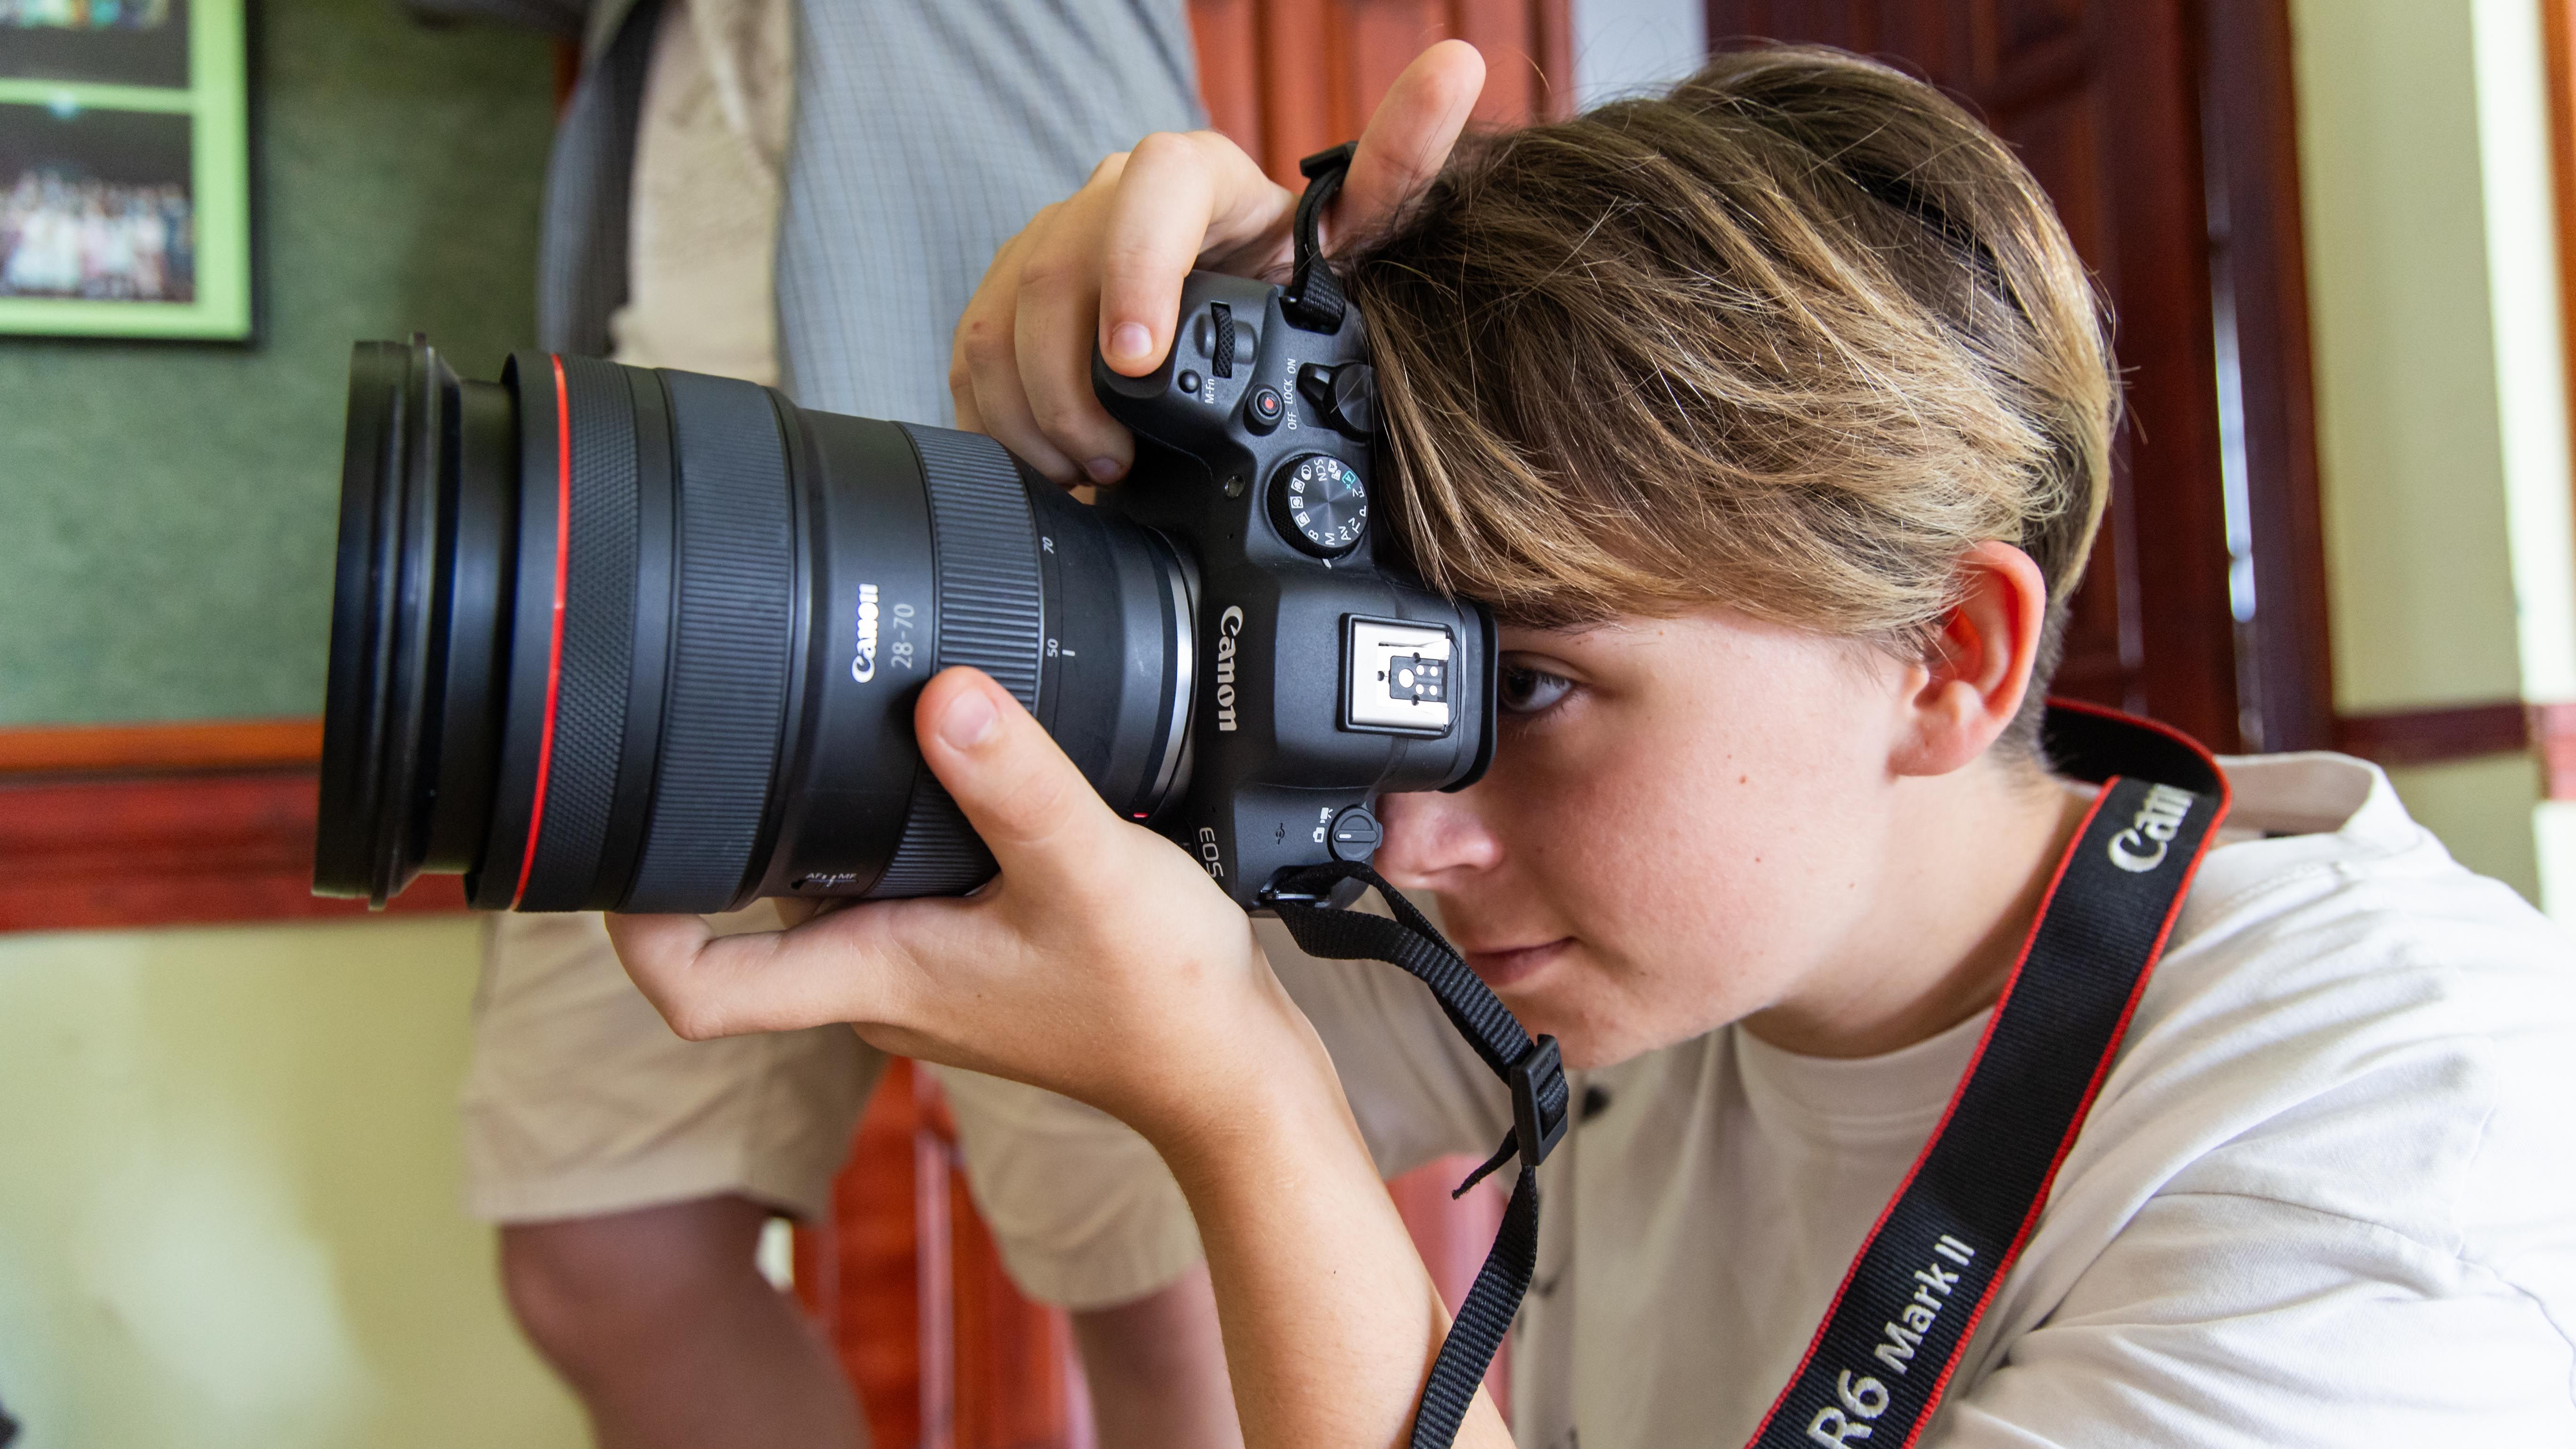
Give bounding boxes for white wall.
[0,918,583,1449]
[2291,0,2576,913]
[2472,0,2576,917]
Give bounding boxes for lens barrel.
[316,339,1191,912]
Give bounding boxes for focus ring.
[623,373,797,911]
[872,426,1043,896]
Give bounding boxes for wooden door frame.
[1196,0,1574,185]
[2203,0,2335,753]
[0,719,469,931]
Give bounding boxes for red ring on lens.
[510,354,575,906]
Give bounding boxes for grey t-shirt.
[500,0,1200,419]
[776,0,1201,422]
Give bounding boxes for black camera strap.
[1266,702,2229,1449]
[1269,855,1569,1449]
[1281,143,1359,334]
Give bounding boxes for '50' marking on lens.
[851,585,917,684]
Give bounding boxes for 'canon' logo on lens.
[1214,605,1244,732]
[852,584,881,684]
[2107,783,2195,873]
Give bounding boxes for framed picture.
[0,0,250,340]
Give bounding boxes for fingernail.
[1086,456,1123,483]
[1109,322,1152,361]
[940,689,999,751]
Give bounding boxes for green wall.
[0,3,583,1444]
[0,919,582,1449]
[0,0,554,725]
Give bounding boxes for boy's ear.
[1890,540,2048,778]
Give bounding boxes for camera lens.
[315,338,1193,913]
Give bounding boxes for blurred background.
[2,0,2573,1445]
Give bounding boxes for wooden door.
[1708,1,2248,749]
[793,1063,1092,1449]
[1193,0,1576,184]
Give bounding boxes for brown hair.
[1346,45,2117,747]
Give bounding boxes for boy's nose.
[1374,788,1503,888]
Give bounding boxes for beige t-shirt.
[609,0,792,382]
[939,753,2576,1443]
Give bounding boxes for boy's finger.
[604,910,785,1039]
[1337,40,1485,242]
[912,666,1133,906]
[1096,130,1291,378]
[1014,203,1136,483]
[607,898,953,1041]
[955,230,1086,481]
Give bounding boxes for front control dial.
[1270,452,1368,557]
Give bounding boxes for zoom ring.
[518,354,640,910]
[622,373,796,912]
[872,426,1044,897]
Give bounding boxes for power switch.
[1328,805,1383,861]
[1297,362,1375,437]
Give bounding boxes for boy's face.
[1376,607,1928,1071]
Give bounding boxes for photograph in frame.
[0,0,248,340]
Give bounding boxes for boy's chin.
[1503,973,1737,1075]
[1492,986,1623,1074]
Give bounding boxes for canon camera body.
[1087,270,1495,904]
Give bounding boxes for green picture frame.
[0,0,251,340]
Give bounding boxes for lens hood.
[315,338,514,904]
[315,339,443,903]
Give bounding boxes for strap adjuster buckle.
[1510,1035,1568,1170]
[1282,142,1359,334]
[1299,140,1358,180]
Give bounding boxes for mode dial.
[1270,453,1368,557]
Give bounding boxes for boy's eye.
[1497,662,1574,716]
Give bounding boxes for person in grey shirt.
[416,0,1239,1443]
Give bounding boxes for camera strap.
[1281,143,1359,333]
[1269,855,1569,1449]
[1266,701,2229,1449]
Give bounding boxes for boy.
[612,41,2576,1446]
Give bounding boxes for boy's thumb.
[913,666,1119,895]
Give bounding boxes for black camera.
[314,268,1494,915]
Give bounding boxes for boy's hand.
[607,666,1312,1150]
[949,40,1485,486]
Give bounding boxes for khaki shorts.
[461,907,882,1224]
[458,908,1205,1309]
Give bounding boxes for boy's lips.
[1460,938,1572,990]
